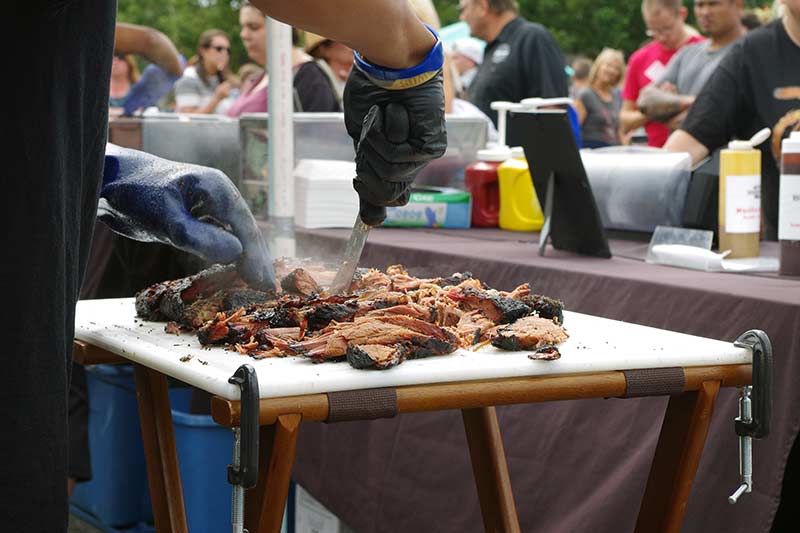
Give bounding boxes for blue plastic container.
[172,410,234,532]
[70,364,191,528]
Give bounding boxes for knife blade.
[328,215,373,295]
[328,102,410,294]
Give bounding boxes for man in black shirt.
[458,0,568,125]
[665,1,800,239]
[6,1,446,530]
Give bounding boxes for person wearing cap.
[450,37,484,93]
[7,0,445,530]
[458,0,568,126]
[296,32,355,111]
[665,0,800,239]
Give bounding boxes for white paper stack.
[294,159,359,228]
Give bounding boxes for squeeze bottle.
[498,146,544,231]
[718,128,770,258]
[779,131,800,276]
[464,101,518,227]
[464,147,509,227]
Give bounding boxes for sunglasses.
[206,45,231,54]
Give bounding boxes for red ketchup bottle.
[465,146,510,227]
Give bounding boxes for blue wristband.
[352,24,443,90]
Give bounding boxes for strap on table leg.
[325,387,398,423]
[622,367,685,398]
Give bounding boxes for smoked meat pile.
[135,261,568,370]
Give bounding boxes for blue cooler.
[70,364,191,529]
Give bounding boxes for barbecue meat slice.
[303,302,359,331]
[491,316,569,351]
[435,271,474,288]
[347,344,407,370]
[179,288,272,328]
[518,294,565,324]
[135,264,247,321]
[454,311,496,347]
[446,285,531,324]
[350,268,392,292]
[280,268,321,298]
[296,315,457,362]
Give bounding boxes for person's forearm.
[664,129,709,165]
[115,23,183,76]
[637,86,694,122]
[619,106,648,133]
[250,0,435,69]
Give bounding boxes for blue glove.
[99,144,276,290]
[122,57,184,116]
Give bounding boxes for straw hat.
[303,32,329,55]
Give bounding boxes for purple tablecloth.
[285,227,800,533]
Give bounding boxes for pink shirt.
[621,35,705,147]
[226,73,267,117]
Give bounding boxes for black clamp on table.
[729,330,773,504]
[228,364,260,489]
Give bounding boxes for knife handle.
[359,199,387,226]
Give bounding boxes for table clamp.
[228,365,260,532]
[728,330,773,504]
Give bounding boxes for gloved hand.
[122,57,184,116]
[99,144,276,290]
[343,24,447,225]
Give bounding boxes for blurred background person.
[299,32,355,111]
[741,9,763,30]
[569,55,593,98]
[112,22,183,116]
[620,0,705,147]
[227,4,270,116]
[459,0,568,126]
[237,62,264,95]
[109,54,139,116]
[637,0,746,131]
[450,37,484,96]
[174,29,236,114]
[574,48,625,148]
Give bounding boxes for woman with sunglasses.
[174,29,236,114]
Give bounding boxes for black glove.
[99,144,276,290]
[343,25,447,224]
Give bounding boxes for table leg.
[245,413,302,533]
[133,364,187,533]
[635,380,721,533]
[462,406,521,533]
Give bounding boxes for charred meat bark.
[446,285,531,324]
[518,294,565,324]
[135,264,247,322]
[281,268,321,298]
[491,316,569,351]
[347,344,407,370]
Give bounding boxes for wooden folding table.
[74,298,765,533]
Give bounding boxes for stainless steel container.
[239,113,489,219]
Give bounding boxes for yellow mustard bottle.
[498,146,544,231]
[718,129,770,258]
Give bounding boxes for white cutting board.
[74,298,750,400]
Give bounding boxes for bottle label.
[725,174,761,233]
[779,174,800,240]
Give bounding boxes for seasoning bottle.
[718,128,771,258]
[498,146,544,231]
[464,101,517,228]
[779,131,800,276]
[464,146,509,227]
